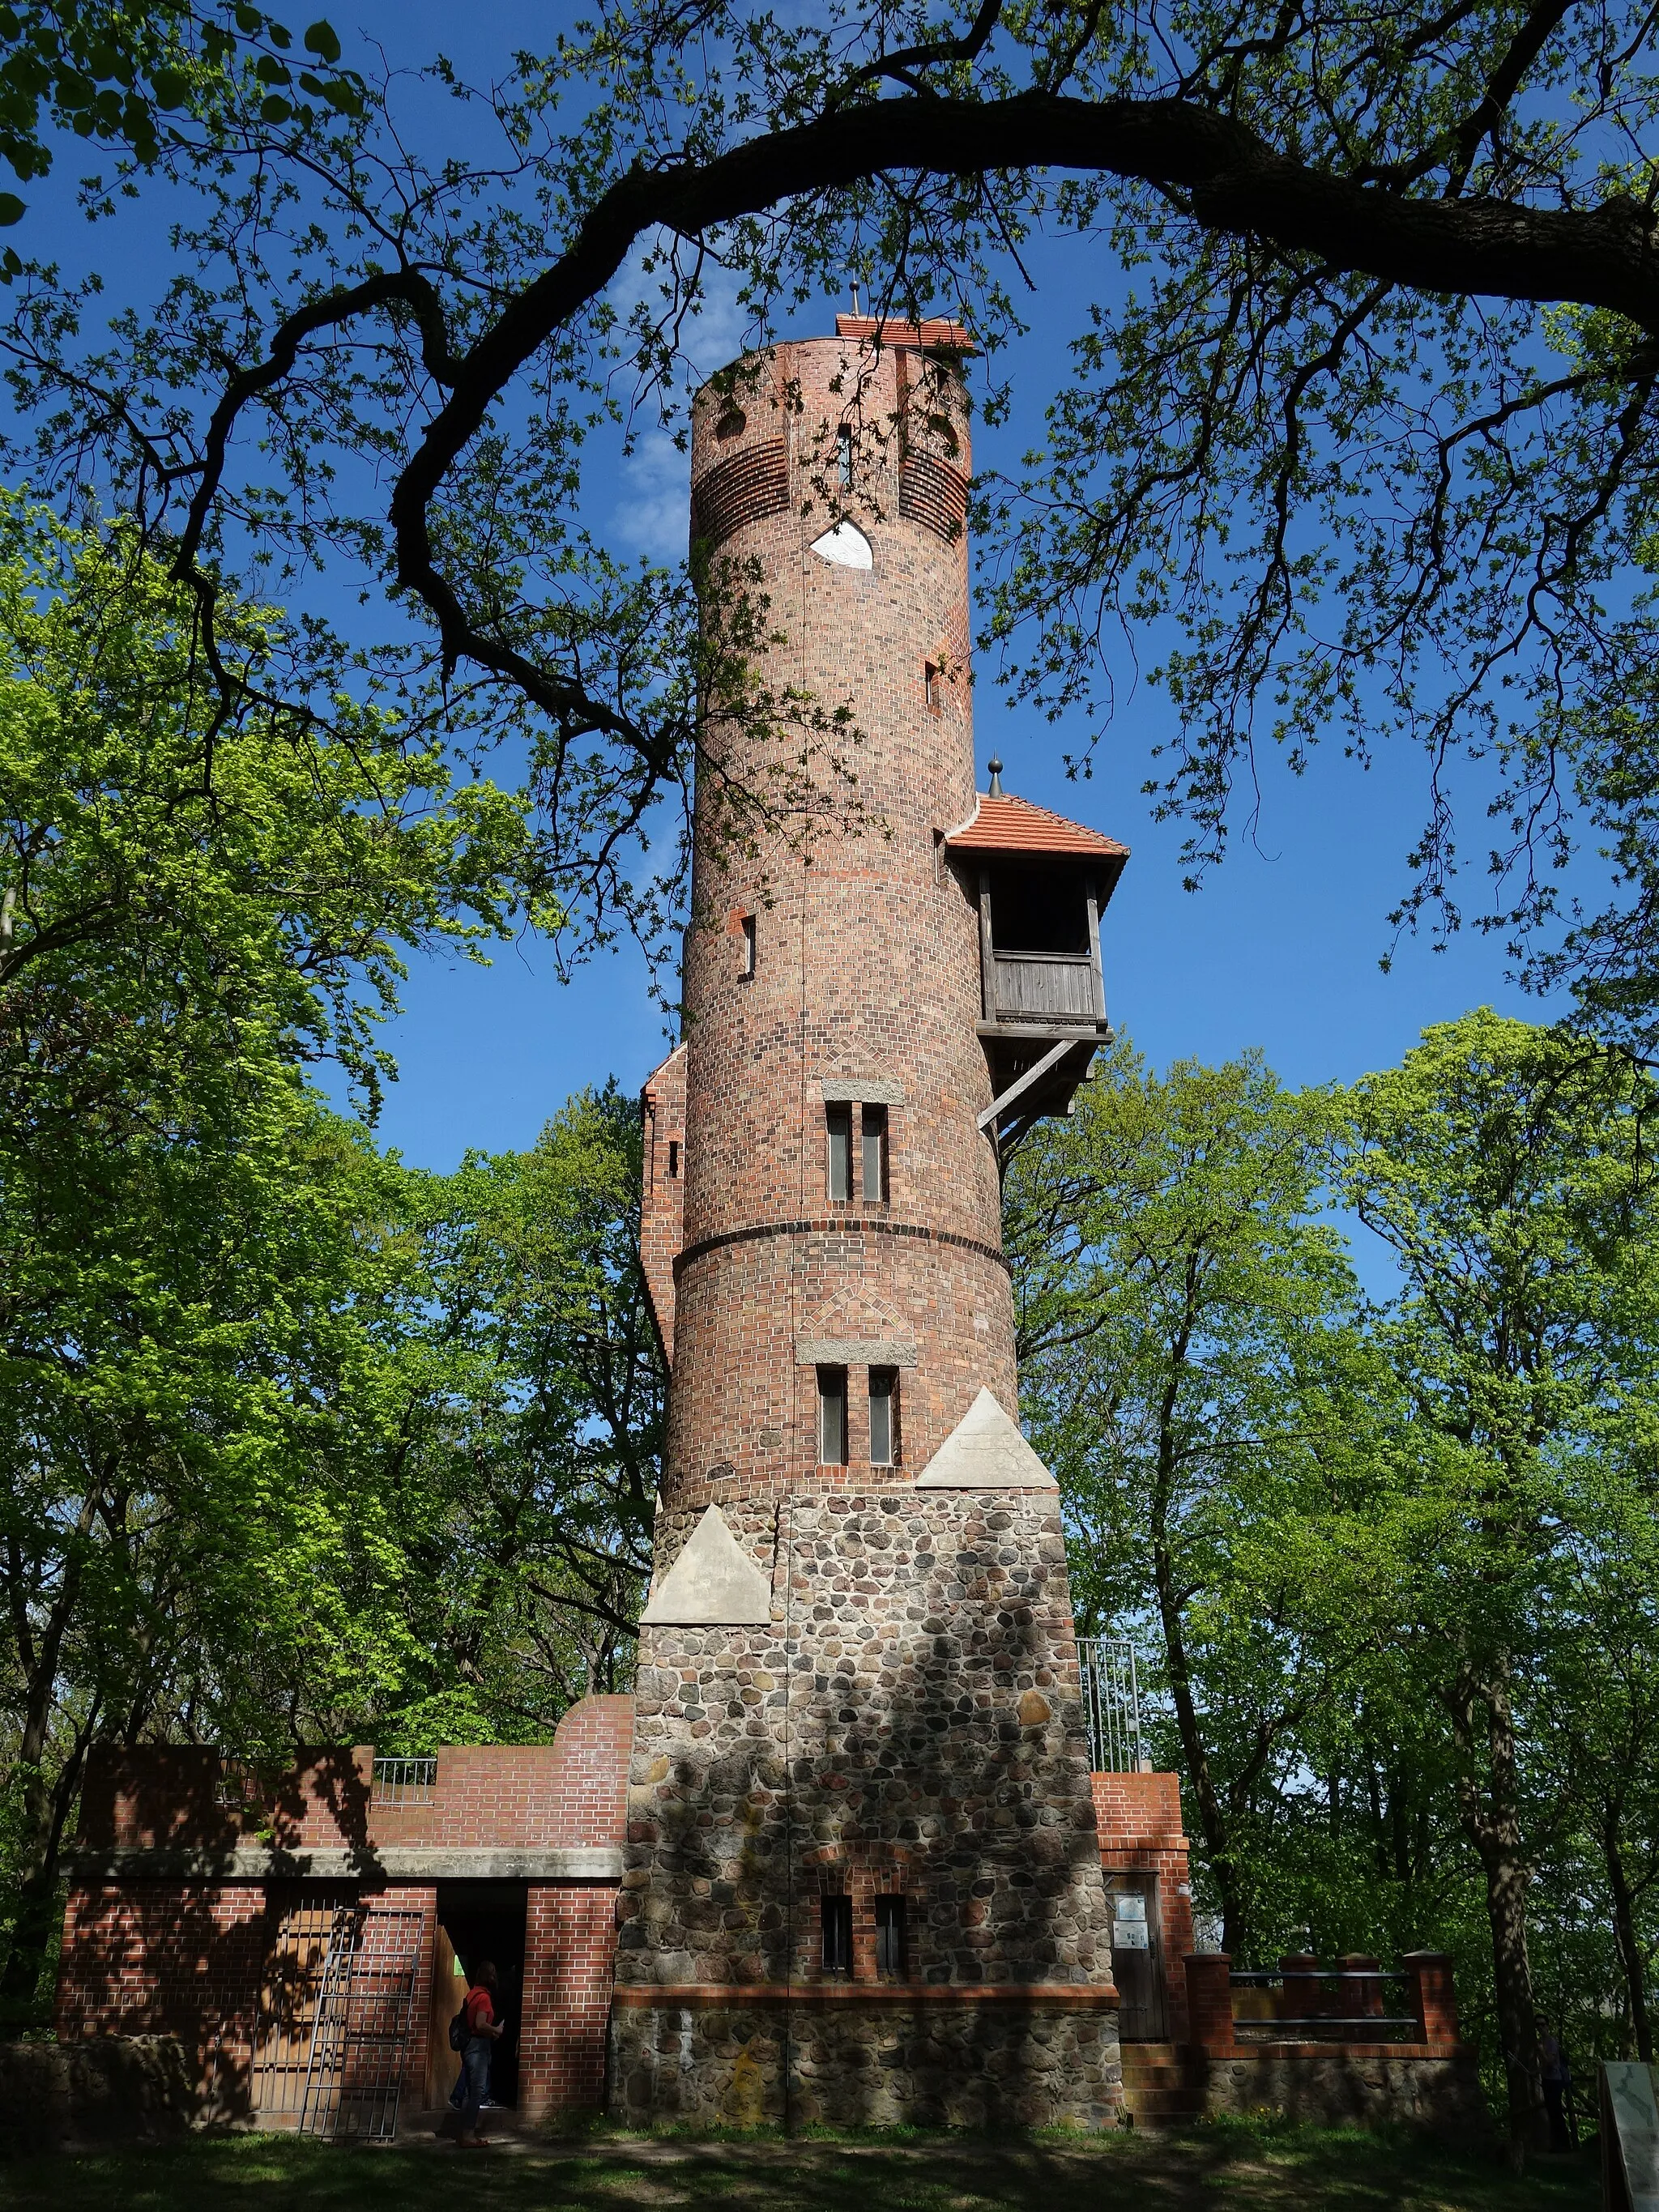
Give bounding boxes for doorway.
[429,1881,528,2111]
[1106,1873,1167,2040]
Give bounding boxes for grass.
[0,2118,1601,2212]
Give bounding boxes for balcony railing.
[371,1754,436,1807]
[991,951,1101,1025]
[1077,1635,1145,1773]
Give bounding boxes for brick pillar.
[1403,1951,1460,2045]
[1183,1954,1235,2052]
[1338,1952,1383,2020]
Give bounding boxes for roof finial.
[987,755,1004,797]
[850,279,861,318]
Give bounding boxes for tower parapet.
[617,322,1127,2130]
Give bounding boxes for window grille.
[817,1367,848,1466]
[1077,1636,1145,1774]
[875,1894,907,1976]
[821,1894,852,1975]
[860,1104,888,1201]
[868,1369,898,1467]
[372,1755,437,1807]
[826,1103,853,1201]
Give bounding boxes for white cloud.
[612,428,691,563]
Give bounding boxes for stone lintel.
[795,1338,918,1366]
[818,1078,907,1106]
[66,1844,623,1883]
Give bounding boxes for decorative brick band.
[611,1981,1120,2009]
[690,441,788,548]
[674,1216,1011,1279]
[898,453,969,542]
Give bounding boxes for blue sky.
[19,1,1579,1172]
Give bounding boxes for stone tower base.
[609,1989,1122,2129]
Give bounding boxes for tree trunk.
[1448,1659,1547,2160]
[1604,1812,1654,2063]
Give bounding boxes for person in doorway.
[453,1960,505,2148]
[1541,2031,1574,2151]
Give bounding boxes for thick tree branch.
[180,90,1659,719]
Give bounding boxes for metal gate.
[296,1902,425,2142]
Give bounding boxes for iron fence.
[1077,1635,1145,1773]
[371,1754,437,1806]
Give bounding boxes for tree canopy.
[5,0,1659,1025]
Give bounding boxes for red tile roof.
[834,314,977,354]
[945,793,1130,861]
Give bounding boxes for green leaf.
[303,20,343,63]
[150,68,188,110]
[258,94,292,124]
[254,55,291,85]
[0,195,22,228]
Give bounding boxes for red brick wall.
[641,1046,687,1364]
[1093,1771,1195,2044]
[519,1882,620,2122]
[79,1695,633,1856]
[53,1882,269,2115]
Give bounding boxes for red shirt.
[465,1986,495,2035]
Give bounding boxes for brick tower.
[619,319,1128,2129]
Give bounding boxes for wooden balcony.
[990,950,1102,1026]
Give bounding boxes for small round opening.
[714,407,747,441]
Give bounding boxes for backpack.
[449,1997,471,2052]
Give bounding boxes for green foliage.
[1011,1016,1659,2143]
[0,1,362,232]
[0,496,619,2020]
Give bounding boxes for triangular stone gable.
[639,1504,773,1625]
[914,1387,1058,1490]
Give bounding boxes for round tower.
[618,320,1124,2131]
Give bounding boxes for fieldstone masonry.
[617,317,1124,2125]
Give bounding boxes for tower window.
[837,424,854,488]
[826,1102,853,1203]
[741,913,756,977]
[860,1103,887,1202]
[875,1895,907,1976]
[868,1368,898,1468]
[924,662,940,710]
[822,1894,853,1976]
[667,1140,680,1179]
[817,1366,848,1466]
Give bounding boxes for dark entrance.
[1106,1873,1166,2040]
[430,1881,528,2110]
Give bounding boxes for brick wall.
[640,1045,687,1364]
[54,1882,268,2116]
[1092,1770,1195,2044]
[520,1882,620,2123]
[78,1694,633,1857]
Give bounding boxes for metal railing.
[1229,1967,1418,2044]
[371,1754,437,1807]
[1077,1635,1145,1773]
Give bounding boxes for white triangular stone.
[640,1503,773,1625]
[808,521,872,569]
[914,1387,1058,1490]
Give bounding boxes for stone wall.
[610,1991,1121,2130]
[1192,2045,1489,2134]
[0,2035,199,2157]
